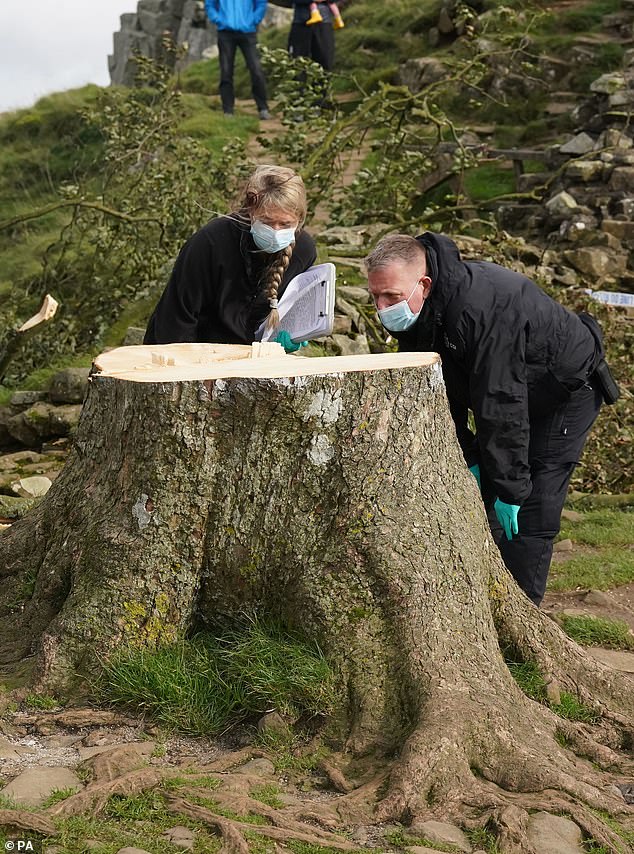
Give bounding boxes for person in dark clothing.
[205,0,271,119]
[289,1,337,71]
[144,165,317,349]
[365,232,612,606]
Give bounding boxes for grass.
[41,786,79,808]
[507,660,598,723]
[558,614,634,650]
[249,783,285,809]
[100,617,336,736]
[466,827,501,853]
[559,509,634,547]
[547,547,634,592]
[463,164,516,200]
[384,829,461,851]
[31,795,223,854]
[253,726,332,774]
[589,809,634,849]
[22,692,60,710]
[547,508,634,592]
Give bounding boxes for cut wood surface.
[93,343,440,382]
[17,293,59,333]
[1,342,632,843]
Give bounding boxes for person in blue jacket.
[205,0,271,119]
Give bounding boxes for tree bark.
[0,343,632,836]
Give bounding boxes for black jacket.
[144,216,317,345]
[394,233,600,505]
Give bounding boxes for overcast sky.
[0,0,133,113]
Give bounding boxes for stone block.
[496,203,544,231]
[331,333,370,356]
[602,219,634,243]
[337,285,372,304]
[545,191,579,218]
[138,9,174,34]
[599,129,634,150]
[333,315,352,335]
[564,159,604,182]
[9,391,47,408]
[527,811,584,854]
[517,173,549,193]
[559,132,596,155]
[162,826,195,850]
[123,326,146,346]
[563,247,627,278]
[1,766,81,807]
[398,57,446,93]
[609,166,634,191]
[48,368,90,404]
[407,820,471,853]
[590,72,626,95]
[437,7,455,33]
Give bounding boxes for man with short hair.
[205,0,271,119]
[365,232,613,606]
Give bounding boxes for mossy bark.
[0,351,632,831]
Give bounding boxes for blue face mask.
[250,219,296,253]
[377,281,422,332]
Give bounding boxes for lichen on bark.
[0,350,632,846]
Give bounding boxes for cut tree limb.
[0,293,58,383]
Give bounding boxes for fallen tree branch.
[0,294,58,384]
[0,199,164,232]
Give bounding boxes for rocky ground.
[1,703,631,854]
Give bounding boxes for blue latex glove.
[494,499,520,541]
[468,464,481,490]
[272,331,308,353]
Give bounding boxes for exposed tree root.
[0,809,56,836]
[372,675,631,834]
[558,720,632,771]
[46,767,167,816]
[167,798,250,854]
[485,804,535,854]
[476,788,632,854]
[328,775,387,825]
[492,569,634,722]
[201,748,269,773]
[319,758,354,793]
[165,794,359,851]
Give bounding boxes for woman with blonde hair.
[144,165,316,351]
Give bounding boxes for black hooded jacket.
[144,216,317,345]
[393,233,600,505]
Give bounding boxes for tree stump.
[0,343,632,837]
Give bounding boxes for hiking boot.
[258,108,272,120]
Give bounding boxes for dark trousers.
[482,382,603,606]
[217,30,268,114]
[288,22,335,71]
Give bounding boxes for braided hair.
[239,165,308,333]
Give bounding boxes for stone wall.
[495,49,634,288]
[109,0,292,87]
